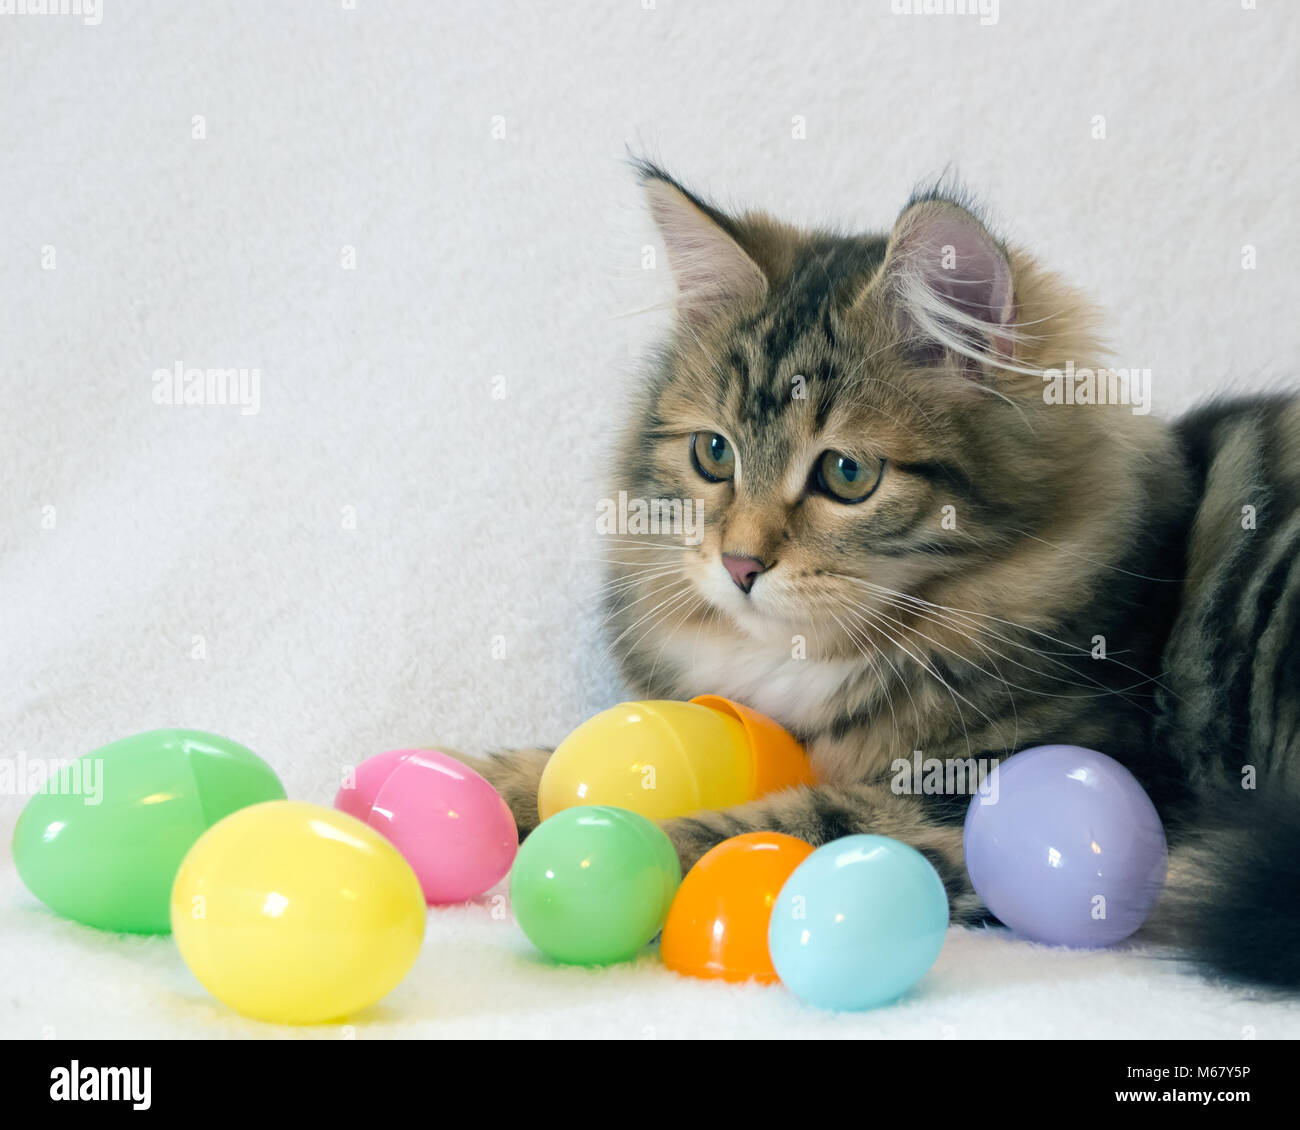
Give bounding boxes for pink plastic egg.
[335,749,517,905]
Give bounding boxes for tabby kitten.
[459,163,1300,989]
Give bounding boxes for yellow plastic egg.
[537,695,814,823]
[170,800,426,1025]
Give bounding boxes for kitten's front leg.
[663,781,983,924]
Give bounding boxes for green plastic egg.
[509,805,681,965]
[12,729,286,933]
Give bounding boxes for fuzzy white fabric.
[2,0,1298,1039]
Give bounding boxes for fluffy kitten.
[457,163,1300,989]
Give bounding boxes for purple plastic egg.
[963,745,1167,948]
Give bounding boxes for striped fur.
[455,166,1300,988]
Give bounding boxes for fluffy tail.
[1152,785,1300,989]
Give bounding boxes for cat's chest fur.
[660,630,864,736]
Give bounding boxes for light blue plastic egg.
[768,834,949,1010]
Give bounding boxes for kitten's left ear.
[639,164,768,326]
[874,197,1017,368]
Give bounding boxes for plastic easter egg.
[963,744,1167,947]
[689,695,814,797]
[769,834,949,1010]
[509,806,681,965]
[335,749,517,904]
[12,729,285,934]
[171,801,426,1024]
[537,695,813,823]
[661,832,814,983]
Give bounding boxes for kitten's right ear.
[866,193,1018,377]
[638,163,768,325]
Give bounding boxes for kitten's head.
[607,163,1169,698]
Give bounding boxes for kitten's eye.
[691,432,735,483]
[816,450,883,503]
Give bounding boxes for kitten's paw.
[661,813,732,874]
[436,746,553,839]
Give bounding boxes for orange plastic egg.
[660,831,815,984]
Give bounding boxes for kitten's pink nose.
[722,554,766,594]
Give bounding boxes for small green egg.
[509,805,681,965]
[12,729,285,933]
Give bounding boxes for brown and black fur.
[455,163,1300,989]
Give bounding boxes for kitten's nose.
[722,554,766,594]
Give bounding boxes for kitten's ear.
[875,197,1017,369]
[640,165,768,325]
